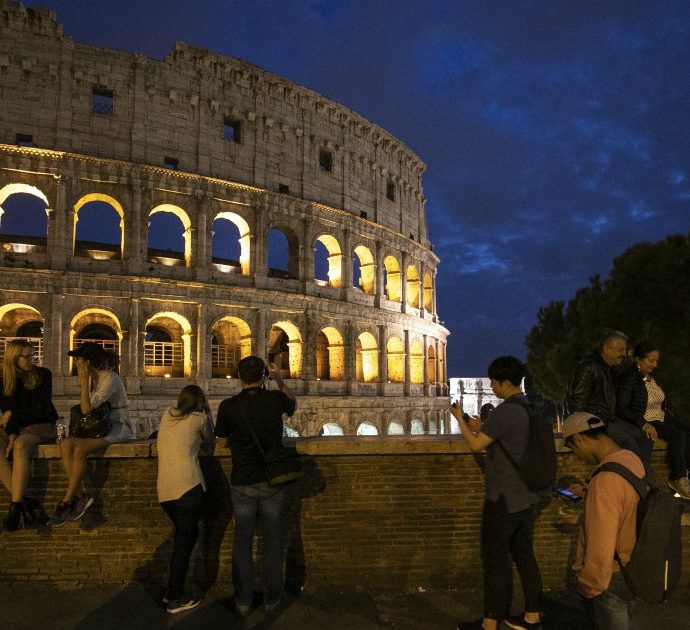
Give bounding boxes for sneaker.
[70,492,94,521]
[505,614,542,629]
[668,477,690,499]
[166,594,201,614]
[234,601,251,617]
[47,501,74,528]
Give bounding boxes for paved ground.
[1,582,689,629]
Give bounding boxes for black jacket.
[616,365,669,427]
[564,353,618,423]
[0,367,59,436]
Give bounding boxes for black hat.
[68,342,106,363]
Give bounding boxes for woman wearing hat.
[48,342,133,527]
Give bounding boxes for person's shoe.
[69,492,94,521]
[234,601,251,617]
[668,477,690,499]
[166,594,201,614]
[2,502,23,532]
[48,501,74,527]
[505,614,542,629]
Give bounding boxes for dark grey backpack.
[592,462,682,603]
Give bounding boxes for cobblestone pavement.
[1,583,689,629]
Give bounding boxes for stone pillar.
[195,194,210,281]
[303,312,317,393]
[344,321,356,395]
[403,329,411,396]
[300,216,313,287]
[432,270,438,319]
[45,292,65,378]
[48,176,68,270]
[128,298,141,378]
[400,251,408,313]
[377,324,387,395]
[341,228,352,300]
[196,302,210,379]
[255,309,266,359]
[422,333,430,396]
[253,205,267,284]
[123,181,142,276]
[374,240,385,307]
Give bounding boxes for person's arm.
[565,362,593,413]
[615,372,645,427]
[269,363,297,415]
[86,369,118,412]
[215,400,231,448]
[449,402,494,452]
[5,369,55,435]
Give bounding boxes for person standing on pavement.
[215,356,296,616]
[562,411,643,629]
[451,356,543,630]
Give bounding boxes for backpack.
[498,398,558,492]
[592,462,682,603]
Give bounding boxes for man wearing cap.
[215,356,296,616]
[562,411,644,629]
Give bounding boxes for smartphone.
[555,487,583,502]
[462,413,471,421]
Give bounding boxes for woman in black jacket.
[0,340,58,530]
[616,341,690,498]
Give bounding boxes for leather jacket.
[615,365,648,427]
[564,353,618,423]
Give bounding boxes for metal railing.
[212,344,242,377]
[0,337,43,365]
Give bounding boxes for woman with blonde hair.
[0,340,57,530]
[157,384,214,614]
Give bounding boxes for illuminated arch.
[320,422,344,436]
[356,420,378,435]
[212,211,251,275]
[0,302,41,322]
[410,338,424,384]
[269,319,302,378]
[423,272,433,311]
[386,336,404,383]
[355,331,378,382]
[406,264,420,308]
[383,255,401,302]
[314,234,342,288]
[211,315,253,378]
[149,204,192,266]
[387,420,405,435]
[411,418,425,434]
[0,304,45,364]
[73,193,125,257]
[427,344,437,383]
[353,244,375,294]
[68,307,123,370]
[316,325,344,380]
[0,183,50,223]
[145,311,193,377]
[267,224,299,278]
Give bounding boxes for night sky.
[16,0,690,376]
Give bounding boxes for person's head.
[561,411,609,464]
[598,330,628,366]
[237,355,267,386]
[632,341,659,376]
[479,403,495,422]
[173,385,210,417]
[487,356,524,399]
[2,339,39,395]
[68,342,110,371]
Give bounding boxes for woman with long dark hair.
[617,341,690,498]
[48,342,133,527]
[157,384,215,614]
[0,340,57,530]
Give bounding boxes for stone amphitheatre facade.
[0,2,449,437]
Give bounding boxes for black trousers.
[160,484,204,599]
[650,419,690,480]
[481,497,543,620]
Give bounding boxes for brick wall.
[0,438,688,591]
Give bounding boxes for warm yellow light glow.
[353,244,375,294]
[423,272,433,311]
[406,264,420,308]
[214,211,251,275]
[315,234,342,288]
[73,193,125,258]
[271,320,302,378]
[383,255,402,302]
[410,339,424,384]
[0,183,50,208]
[356,331,378,382]
[386,336,404,383]
[149,204,192,267]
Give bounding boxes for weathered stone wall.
[0,439,688,591]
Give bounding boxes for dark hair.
[171,385,210,418]
[487,356,525,386]
[479,403,495,421]
[632,341,658,360]
[237,355,267,384]
[598,330,628,351]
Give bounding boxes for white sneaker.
[668,477,690,499]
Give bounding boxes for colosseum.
[0,2,449,437]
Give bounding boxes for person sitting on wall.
[48,342,133,527]
[0,340,58,530]
[215,356,296,617]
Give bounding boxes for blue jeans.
[231,482,285,606]
[583,572,636,629]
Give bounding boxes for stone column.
[195,193,210,281]
[252,205,267,284]
[432,269,438,319]
[422,333,430,396]
[196,302,211,379]
[48,176,68,270]
[255,309,267,359]
[303,312,317,393]
[128,298,141,378]
[374,240,385,307]
[340,228,352,300]
[123,181,142,276]
[403,329,411,396]
[377,324,387,395]
[344,321,356,395]
[45,292,65,379]
[400,251,408,313]
[300,216,313,287]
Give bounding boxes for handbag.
[69,402,112,439]
[236,399,303,486]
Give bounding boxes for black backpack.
[498,398,558,492]
[592,462,682,603]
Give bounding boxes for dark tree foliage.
[526,233,690,418]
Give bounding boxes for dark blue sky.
[23,0,690,375]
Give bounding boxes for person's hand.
[467,416,482,433]
[0,410,10,429]
[268,362,284,385]
[5,434,15,458]
[642,422,657,441]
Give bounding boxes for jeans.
[481,497,543,619]
[160,484,204,600]
[650,420,689,480]
[231,482,286,606]
[583,572,636,629]
[606,421,654,478]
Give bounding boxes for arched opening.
[352,244,375,294]
[0,185,50,254]
[406,264,420,308]
[423,272,433,311]
[428,418,438,434]
[355,331,378,382]
[267,227,298,279]
[0,303,44,364]
[73,194,124,260]
[313,234,342,288]
[315,326,344,381]
[70,308,122,374]
[427,345,437,383]
[212,211,250,275]
[356,421,378,436]
[411,418,425,435]
[410,339,424,384]
[268,320,302,379]
[387,420,404,435]
[284,426,300,437]
[148,204,191,267]
[383,255,401,302]
[144,312,192,377]
[211,316,252,378]
[320,422,344,436]
[386,336,404,383]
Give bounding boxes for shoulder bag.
[69,401,112,439]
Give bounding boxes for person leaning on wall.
[0,340,58,531]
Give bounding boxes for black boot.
[21,496,42,525]
[3,502,23,531]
